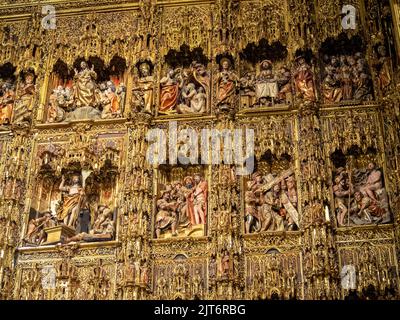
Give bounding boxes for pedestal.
[44,225,77,244]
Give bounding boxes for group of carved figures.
[159,61,209,115]
[155,173,208,238]
[208,250,239,282]
[47,61,126,123]
[240,60,293,107]
[219,56,316,109]
[239,56,318,108]
[245,170,299,233]
[1,45,393,126]
[333,162,391,227]
[225,56,318,109]
[24,173,115,246]
[322,52,373,103]
[0,73,36,126]
[22,159,394,246]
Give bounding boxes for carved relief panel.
[154,165,209,239]
[45,57,128,123]
[321,108,391,228]
[24,130,125,246]
[159,46,211,116]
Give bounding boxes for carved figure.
[159,69,182,113]
[255,60,278,105]
[216,58,238,111]
[73,61,98,108]
[132,62,154,114]
[13,73,36,125]
[0,81,15,125]
[58,174,86,228]
[293,56,315,102]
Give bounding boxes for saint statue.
[132,62,154,114]
[376,45,392,91]
[0,81,15,125]
[159,69,182,114]
[58,174,86,228]
[293,56,316,102]
[192,269,203,297]
[140,261,149,286]
[193,174,208,225]
[13,73,36,125]
[216,57,238,110]
[73,61,98,108]
[157,271,167,298]
[219,250,231,278]
[255,60,278,105]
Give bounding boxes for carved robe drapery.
[0,89,14,124]
[160,83,179,113]
[294,65,316,102]
[217,74,236,106]
[58,189,84,222]
[73,68,98,107]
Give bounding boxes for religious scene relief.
[239,40,292,109]
[24,134,124,246]
[374,44,393,94]
[245,158,299,233]
[320,35,374,104]
[159,45,210,116]
[46,57,127,123]
[155,166,208,239]
[131,60,155,115]
[332,152,391,227]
